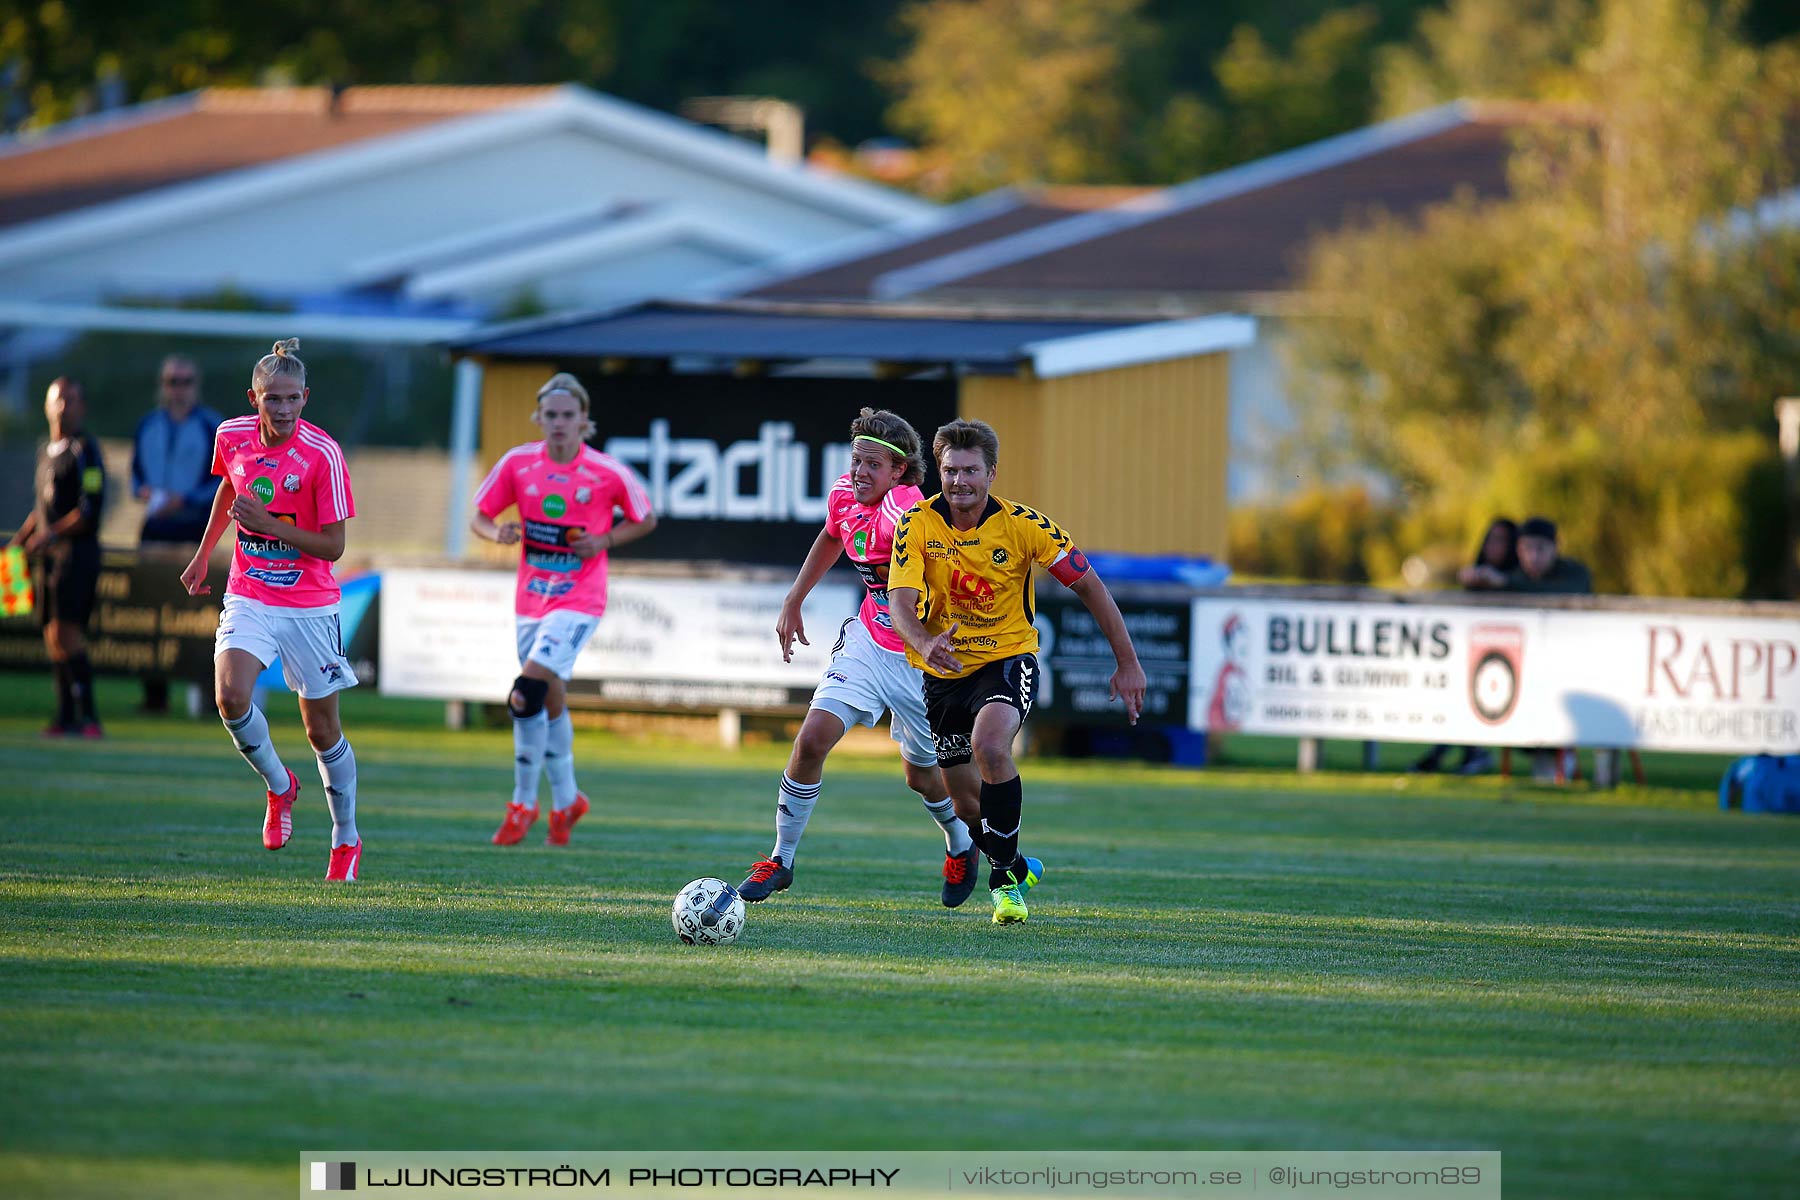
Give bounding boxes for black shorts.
[35,545,100,630]
[922,653,1038,767]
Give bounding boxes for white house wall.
[0,123,887,307]
[460,241,757,312]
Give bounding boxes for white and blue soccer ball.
[672,877,745,945]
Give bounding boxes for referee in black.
[7,377,107,736]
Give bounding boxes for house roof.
[0,84,932,279]
[0,86,560,231]
[451,299,1254,379]
[739,185,1160,302]
[739,101,1583,308]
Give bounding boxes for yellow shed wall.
[958,354,1229,556]
[469,359,558,564]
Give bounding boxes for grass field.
[1,676,1796,1199]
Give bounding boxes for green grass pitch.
[0,677,1795,1198]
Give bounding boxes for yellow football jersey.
[888,492,1083,678]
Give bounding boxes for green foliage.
[1469,428,1782,597]
[1207,5,1383,167]
[1375,0,1592,117]
[1227,483,1400,583]
[1290,0,1800,597]
[881,0,1150,197]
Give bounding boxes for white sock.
[544,711,580,812]
[771,774,821,865]
[923,795,973,853]
[316,736,358,848]
[223,704,288,792]
[513,711,548,809]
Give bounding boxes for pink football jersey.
[475,442,653,620]
[211,416,354,609]
[825,475,923,653]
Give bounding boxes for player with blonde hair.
[472,372,657,847]
[181,339,364,881]
[736,408,980,908]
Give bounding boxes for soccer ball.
[672,877,745,946]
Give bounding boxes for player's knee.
[508,675,550,719]
[972,738,1015,782]
[215,686,251,721]
[902,760,940,798]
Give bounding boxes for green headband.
[855,434,909,458]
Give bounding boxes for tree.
[1207,6,1383,168]
[880,0,1150,197]
[1288,0,1800,596]
[1374,0,1592,117]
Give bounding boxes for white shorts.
[215,594,358,699]
[812,617,936,768]
[516,609,601,681]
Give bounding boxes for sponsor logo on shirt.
[245,567,303,587]
[525,578,577,598]
[250,478,275,504]
[852,530,869,557]
[232,464,246,477]
[543,494,567,518]
[255,456,281,470]
[547,472,571,483]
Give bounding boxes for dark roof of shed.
[452,300,1143,365]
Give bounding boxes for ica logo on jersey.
[949,569,996,604]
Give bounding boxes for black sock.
[68,653,96,724]
[979,775,1025,889]
[959,815,992,858]
[51,661,74,728]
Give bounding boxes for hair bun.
[272,337,301,357]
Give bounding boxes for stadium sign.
[1189,598,1800,755]
[578,372,956,566]
[379,568,859,708]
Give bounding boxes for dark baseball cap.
[1519,516,1558,541]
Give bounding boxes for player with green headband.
[736,408,983,908]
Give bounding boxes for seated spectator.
[1504,516,1593,595]
[1459,515,1592,777]
[1415,517,1518,774]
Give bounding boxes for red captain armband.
[1049,548,1091,587]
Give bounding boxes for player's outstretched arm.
[471,510,521,545]
[7,510,39,550]
[777,526,844,661]
[604,510,657,550]
[1068,571,1146,724]
[180,479,235,595]
[570,511,657,560]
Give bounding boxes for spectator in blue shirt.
[131,355,220,712]
[131,355,221,547]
